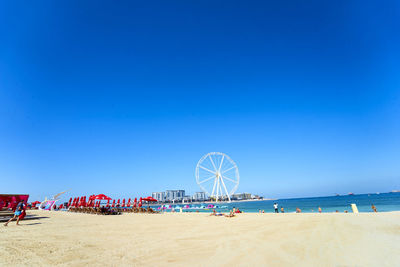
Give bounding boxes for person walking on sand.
[4,200,25,226]
[273,203,279,213]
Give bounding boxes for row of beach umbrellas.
[67,194,157,208]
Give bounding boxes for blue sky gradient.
[1,1,399,201]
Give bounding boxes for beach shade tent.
[142,196,157,208]
[0,195,29,210]
[94,194,112,201]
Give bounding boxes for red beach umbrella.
[67,198,72,207]
[142,196,157,202]
[94,194,112,200]
[89,195,96,207]
[127,198,131,207]
[122,199,126,207]
[139,197,142,208]
[117,199,120,207]
[112,199,116,207]
[133,198,137,208]
[106,199,110,207]
[93,194,111,207]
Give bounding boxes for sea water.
[156,192,400,213]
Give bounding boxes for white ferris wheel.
[195,152,240,202]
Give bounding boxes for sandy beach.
[1,210,399,267]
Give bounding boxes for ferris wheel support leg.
[211,177,217,201]
[220,175,231,202]
[216,177,221,202]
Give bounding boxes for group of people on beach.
[210,207,242,217]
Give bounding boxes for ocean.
[156,192,400,213]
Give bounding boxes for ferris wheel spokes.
[199,165,215,174]
[208,155,218,171]
[222,175,236,183]
[218,155,224,172]
[199,175,215,184]
[221,166,236,174]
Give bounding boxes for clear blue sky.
[1,1,399,202]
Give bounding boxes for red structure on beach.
[0,194,29,210]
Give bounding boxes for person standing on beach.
[371,204,377,212]
[318,207,322,213]
[4,200,25,226]
[273,203,278,213]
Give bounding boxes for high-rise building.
[152,192,166,202]
[165,190,185,201]
[231,193,252,200]
[192,192,207,201]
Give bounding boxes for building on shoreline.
[151,190,262,203]
[192,192,206,201]
[166,190,185,201]
[151,192,166,202]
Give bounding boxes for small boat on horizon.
[348,192,354,195]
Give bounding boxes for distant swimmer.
[318,207,322,213]
[296,207,301,213]
[273,203,279,213]
[280,207,284,213]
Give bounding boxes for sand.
[1,210,399,267]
